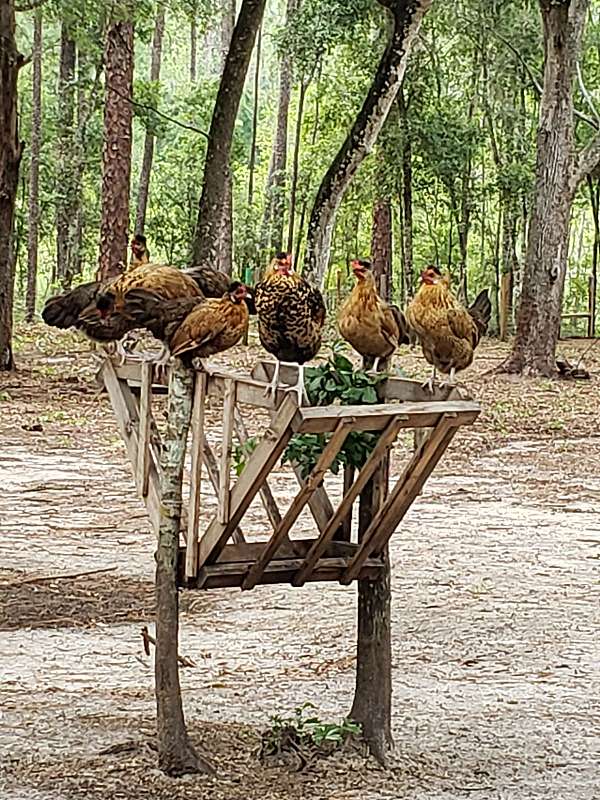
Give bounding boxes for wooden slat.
[292,414,406,587]
[136,361,153,497]
[196,395,299,570]
[218,378,236,524]
[201,435,245,545]
[242,418,354,590]
[186,372,207,579]
[192,555,383,590]
[341,415,457,584]
[339,465,355,543]
[101,360,162,534]
[233,408,283,534]
[292,465,335,534]
[297,401,479,434]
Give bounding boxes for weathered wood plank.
[201,435,245,545]
[242,418,354,590]
[136,361,153,498]
[292,414,406,587]
[196,395,299,570]
[297,401,479,434]
[101,360,162,534]
[233,408,283,534]
[185,372,207,579]
[218,378,236,525]
[339,465,355,543]
[341,416,458,583]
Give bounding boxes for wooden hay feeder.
[99,356,480,591]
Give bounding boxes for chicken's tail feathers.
[468,289,492,335]
[41,282,100,329]
[390,304,412,345]
[184,265,228,298]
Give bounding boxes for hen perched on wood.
[406,265,491,391]
[254,252,326,405]
[338,259,410,372]
[170,283,250,364]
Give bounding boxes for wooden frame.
[100,356,480,591]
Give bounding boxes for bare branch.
[576,61,600,128]
[572,133,600,192]
[106,82,209,139]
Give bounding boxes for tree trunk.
[247,23,261,207]
[0,0,25,372]
[135,5,166,236]
[98,17,134,282]
[55,25,77,289]
[287,77,307,255]
[25,8,42,322]
[371,196,392,301]
[350,463,393,765]
[191,0,267,271]
[155,363,215,777]
[397,87,413,300]
[303,0,432,286]
[190,10,197,82]
[588,176,598,337]
[260,0,298,255]
[501,0,591,376]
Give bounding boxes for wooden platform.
[99,355,480,591]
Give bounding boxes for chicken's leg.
[264,360,281,400]
[367,356,381,375]
[287,363,305,407]
[439,366,457,389]
[148,342,171,381]
[422,366,436,393]
[115,338,128,366]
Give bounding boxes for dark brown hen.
[254,252,326,404]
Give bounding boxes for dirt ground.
[1,325,599,800]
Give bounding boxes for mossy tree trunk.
[155,363,214,777]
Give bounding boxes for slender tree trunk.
[191,0,267,271]
[247,24,261,207]
[287,77,307,254]
[190,9,197,81]
[25,9,42,322]
[155,363,215,776]
[350,459,393,765]
[371,197,392,301]
[502,0,592,375]
[304,0,432,286]
[0,0,25,371]
[55,25,77,288]
[98,17,135,282]
[588,176,598,336]
[397,87,413,300]
[135,4,166,236]
[260,0,298,255]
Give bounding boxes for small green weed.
[233,436,259,475]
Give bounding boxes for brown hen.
[338,259,410,372]
[406,265,491,391]
[169,283,249,365]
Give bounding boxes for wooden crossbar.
[340,415,457,584]
[201,433,245,545]
[218,378,236,524]
[297,401,479,434]
[196,395,300,570]
[292,414,407,587]
[242,418,354,590]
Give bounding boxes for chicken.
[406,265,491,391]
[338,259,410,372]
[130,234,150,267]
[169,283,250,365]
[254,252,326,405]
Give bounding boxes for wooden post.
[186,372,207,580]
[350,459,394,765]
[155,360,214,776]
[218,378,236,524]
[136,361,153,497]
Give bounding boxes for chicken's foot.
[439,367,457,389]
[264,360,281,400]
[422,366,437,393]
[286,363,306,407]
[367,356,381,375]
[142,343,171,381]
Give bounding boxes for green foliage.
[233,436,259,476]
[282,344,388,479]
[260,702,360,763]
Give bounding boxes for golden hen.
[254,252,326,405]
[338,259,410,372]
[406,265,491,391]
[169,282,249,364]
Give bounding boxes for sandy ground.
[0,327,599,800]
